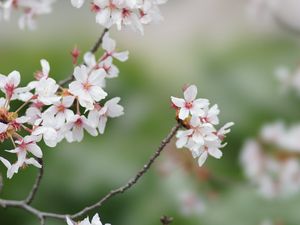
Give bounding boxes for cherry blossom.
[102,32,129,62]
[0,70,22,100]
[172,84,233,167]
[66,213,110,225]
[88,97,124,134]
[69,65,107,110]
[65,114,98,142]
[240,122,300,198]
[171,85,209,120]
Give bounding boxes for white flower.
[66,213,111,225]
[7,135,42,159]
[17,0,54,30]
[93,0,123,29]
[35,59,50,80]
[0,0,13,21]
[171,85,209,120]
[88,97,124,134]
[65,114,98,142]
[35,77,61,105]
[172,84,233,167]
[0,70,22,99]
[102,32,129,62]
[0,157,21,179]
[69,65,107,110]
[44,96,75,127]
[194,140,223,167]
[71,0,85,8]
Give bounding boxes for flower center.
[185,102,193,109]
[83,82,92,91]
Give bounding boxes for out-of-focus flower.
[240,122,300,198]
[71,0,167,34]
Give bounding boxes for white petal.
[170,97,185,107]
[27,144,43,158]
[208,148,223,159]
[178,108,189,120]
[184,85,197,102]
[198,151,208,167]
[71,0,85,8]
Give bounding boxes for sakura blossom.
[0,38,126,178]
[171,85,234,167]
[66,213,111,225]
[240,122,300,198]
[71,0,168,34]
[0,0,55,30]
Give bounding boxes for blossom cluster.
[240,122,300,198]
[276,65,300,94]
[0,0,55,30]
[0,32,126,179]
[171,85,234,167]
[66,213,110,225]
[71,0,168,34]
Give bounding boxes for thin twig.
[71,123,181,219]
[90,28,109,54]
[0,123,181,222]
[272,12,300,35]
[25,159,44,205]
[59,28,109,87]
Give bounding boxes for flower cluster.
[240,122,300,198]
[0,32,125,179]
[66,213,110,225]
[171,85,234,167]
[0,0,55,30]
[276,65,300,94]
[71,0,168,34]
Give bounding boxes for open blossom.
[102,33,129,62]
[71,0,167,34]
[0,0,55,30]
[0,70,22,100]
[88,97,124,134]
[0,54,124,178]
[1,135,42,178]
[66,213,111,225]
[69,65,107,110]
[0,0,13,21]
[65,114,98,142]
[240,122,300,198]
[172,84,233,167]
[44,96,75,127]
[171,85,209,120]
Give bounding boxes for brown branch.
[272,12,300,35]
[70,123,181,219]
[25,159,44,205]
[58,28,109,87]
[90,28,109,54]
[0,123,181,222]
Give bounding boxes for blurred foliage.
[1,32,300,225]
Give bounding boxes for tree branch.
[58,28,109,87]
[0,123,181,222]
[70,123,181,219]
[272,11,300,35]
[25,159,44,205]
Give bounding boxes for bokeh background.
[1,0,300,224]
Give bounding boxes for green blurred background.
[1,0,300,224]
